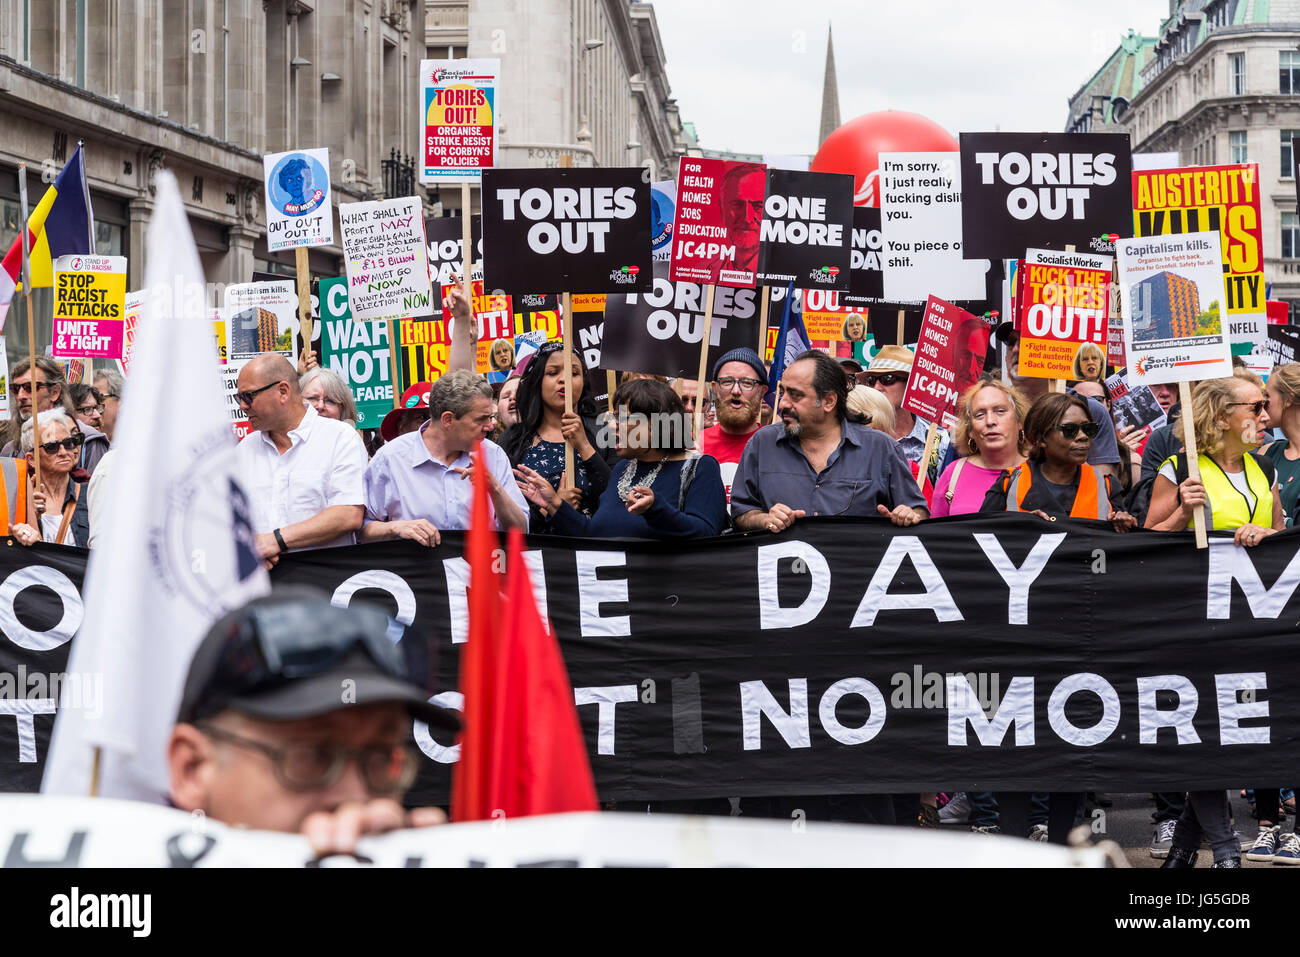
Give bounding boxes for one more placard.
[1015,248,1112,379]
[339,196,433,323]
[958,132,1133,258]
[481,167,653,294]
[755,168,853,289]
[901,296,992,429]
[670,156,766,288]
[263,148,334,251]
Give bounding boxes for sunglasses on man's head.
[1052,421,1100,440]
[858,373,906,388]
[39,434,85,455]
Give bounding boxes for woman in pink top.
[931,377,1029,517]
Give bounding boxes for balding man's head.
[236,353,307,436]
[244,354,301,398]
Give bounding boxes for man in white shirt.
[233,354,367,564]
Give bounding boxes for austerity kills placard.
[1015,248,1112,379]
[398,316,451,389]
[959,132,1133,257]
[878,152,987,302]
[670,156,766,288]
[902,296,991,429]
[340,197,433,323]
[419,58,499,185]
[481,168,652,294]
[602,261,758,378]
[51,255,127,359]
[756,169,853,288]
[426,216,483,293]
[1133,164,1265,349]
[318,276,395,428]
[263,148,334,251]
[1116,231,1233,386]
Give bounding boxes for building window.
[1284,131,1300,178]
[1284,212,1300,260]
[1230,53,1245,94]
[1282,51,1300,93]
[1230,130,1248,164]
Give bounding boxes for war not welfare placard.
[1133,164,1265,349]
[1015,248,1112,379]
[901,296,992,429]
[339,197,433,323]
[52,255,127,359]
[419,58,499,185]
[756,168,853,289]
[670,156,766,288]
[481,167,652,294]
[959,132,1133,258]
[263,148,334,251]
[318,276,395,428]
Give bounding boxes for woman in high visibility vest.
[980,392,1137,533]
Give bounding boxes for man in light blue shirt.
[361,371,528,545]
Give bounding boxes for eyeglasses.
[715,376,764,394]
[11,381,51,396]
[1228,400,1269,417]
[1052,421,1101,440]
[38,434,86,455]
[859,373,906,388]
[306,395,341,409]
[234,380,283,407]
[196,723,419,794]
[77,403,104,416]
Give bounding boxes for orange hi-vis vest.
[0,457,28,535]
[1002,461,1112,520]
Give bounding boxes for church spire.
[818,24,841,146]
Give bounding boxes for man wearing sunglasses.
[68,383,110,475]
[169,591,457,854]
[1,356,70,457]
[232,354,368,564]
[699,348,767,503]
[858,346,930,463]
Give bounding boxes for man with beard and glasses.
[731,350,927,532]
[698,348,767,503]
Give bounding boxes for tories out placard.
[670,156,766,288]
[959,132,1133,257]
[263,148,334,251]
[1015,248,1112,379]
[1116,231,1233,386]
[602,261,759,378]
[879,152,987,302]
[339,197,433,323]
[1133,164,1265,349]
[51,255,127,359]
[902,296,992,429]
[756,169,853,289]
[419,58,499,185]
[481,168,652,294]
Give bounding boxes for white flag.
[42,172,269,801]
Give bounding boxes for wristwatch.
[273,528,288,553]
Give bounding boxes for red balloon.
[811,111,958,207]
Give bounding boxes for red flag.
[450,440,500,821]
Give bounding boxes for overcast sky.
[650,0,1173,156]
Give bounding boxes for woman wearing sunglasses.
[980,392,1136,532]
[10,409,89,547]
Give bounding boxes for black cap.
[177,588,459,732]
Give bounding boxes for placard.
[651,180,675,262]
[481,168,653,294]
[1116,230,1233,386]
[901,295,992,429]
[440,280,513,382]
[318,276,395,428]
[224,280,298,363]
[339,197,433,323]
[878,152,986,302]
[801,290,869,342]
[419,58,498,185]
[263,148,334,251]
[51,255,127,359]
[1133,163,1265,349]
[756,169,853,289]
[426,215,483,293]
[1105,371,1167,439]
[1014,248,1112,379]
[959,132,1133,257]
[670,156,766,288]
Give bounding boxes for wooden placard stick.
[1179,379,1208,549]
[606,369,616,415]
[388,319,402,409]
[460,182,475,322]
[693,283,718,442]
[562,291,575,486]
[918,420,939,495]
[295,246,312,366]
[896,308,905,347]
[756,285,771,357]
[17,163,39,495]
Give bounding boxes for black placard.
[959,132,1134,258]
[425,215,483,297]
[756,169,853,289]
[482,168,653,295]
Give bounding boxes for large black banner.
[5,516,1300,802]
[481,168,653,295]
[959,132,1133,258]
[756,169,853,289]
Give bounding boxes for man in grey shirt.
[731,350,928,531]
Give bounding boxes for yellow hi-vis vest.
[1163,452,1274,531]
